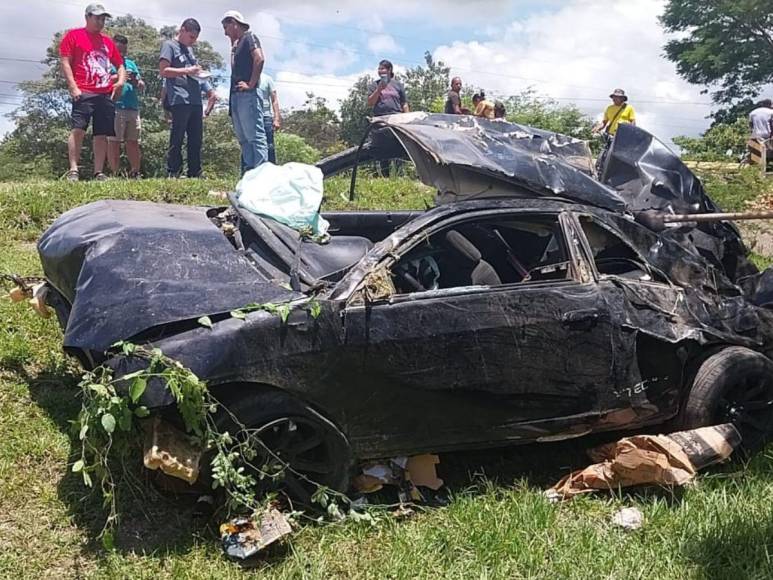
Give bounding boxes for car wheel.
[681,347,773,451]
[215,389,351,505]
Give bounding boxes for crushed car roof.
[318,113,754,281]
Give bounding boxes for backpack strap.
[605,103,628,134]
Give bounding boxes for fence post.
[747,139,767,176]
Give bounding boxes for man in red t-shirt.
[59,3,125,181]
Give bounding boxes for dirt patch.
[739,222,773,257]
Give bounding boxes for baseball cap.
[85,3,111,17]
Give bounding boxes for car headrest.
[445,230,481,264]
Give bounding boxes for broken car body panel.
[37,115,773,460]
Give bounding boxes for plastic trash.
[235,162,329,237]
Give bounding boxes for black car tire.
[215,389,352,503]
[681,347,773,451]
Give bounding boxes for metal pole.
[663,210,773,224]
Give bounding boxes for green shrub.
[276,132,321,165]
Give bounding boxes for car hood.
[38,200,302,351]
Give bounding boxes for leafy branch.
[72,339,366,550]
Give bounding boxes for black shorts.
[70,93,116,136]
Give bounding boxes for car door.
[574,212,690,427]
[339,210,630,457]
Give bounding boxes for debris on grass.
[548,424,741,500]
[143,416,202,484]
[220,507,293,560]
[352,454,444,503]
[611,507,644,531]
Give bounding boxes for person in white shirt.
[749,99,773,145]
[258,74,281,163]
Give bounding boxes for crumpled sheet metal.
[37,200,302,350]
[548,424,741,500]
[361,115,754,284]
[605,124,753,281]
[371,113,628,212]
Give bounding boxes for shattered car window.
[391,214,572,293]
[579,216,664,283]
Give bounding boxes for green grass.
[697,167,773,212]
[1,176,773,578]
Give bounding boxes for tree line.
[2,2,770,179]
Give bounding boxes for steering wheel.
[393,265,426,292]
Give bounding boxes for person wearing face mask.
[366,60,409,176]
[59,3,126,182]
[367,60,409,117]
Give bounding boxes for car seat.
[444,230,502,286]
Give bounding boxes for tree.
[402,51,450,113]
[339,75,373,146]
[672,117,749,161]
[503,90,595,141]
[1,15,223,178]
[661,0,773,106]
[282,93,343,155]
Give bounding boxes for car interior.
[578,216,657,281]
[391,215,573,294]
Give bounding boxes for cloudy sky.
[0,0,716,147]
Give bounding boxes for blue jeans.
[264,117,276,163]
[230,91,267,175]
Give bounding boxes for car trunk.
[38,199,303,352]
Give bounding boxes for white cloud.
[238,0,510,27]
[433,0,713,145]
[0,0,719,147]
[274,71,356,111]
[367,34,401,55]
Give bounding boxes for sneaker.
[93,172,108,182]
[64,169,79,182]
[128,170,142,179]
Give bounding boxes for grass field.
[1,172,773,578]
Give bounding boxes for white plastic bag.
[235,162,329,236]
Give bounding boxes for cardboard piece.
[9,286,26,302]
[406,454,444,490]
[220,508,293,560]
[143,416,202,484]
[549,424,741,500]
[352,454,444,498]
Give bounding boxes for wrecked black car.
[36,113,773,492]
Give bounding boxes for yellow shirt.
[603,103,636,134]
[474,100,495,119]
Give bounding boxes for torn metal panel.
[604,124,754,280]
[370,113,628,211]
